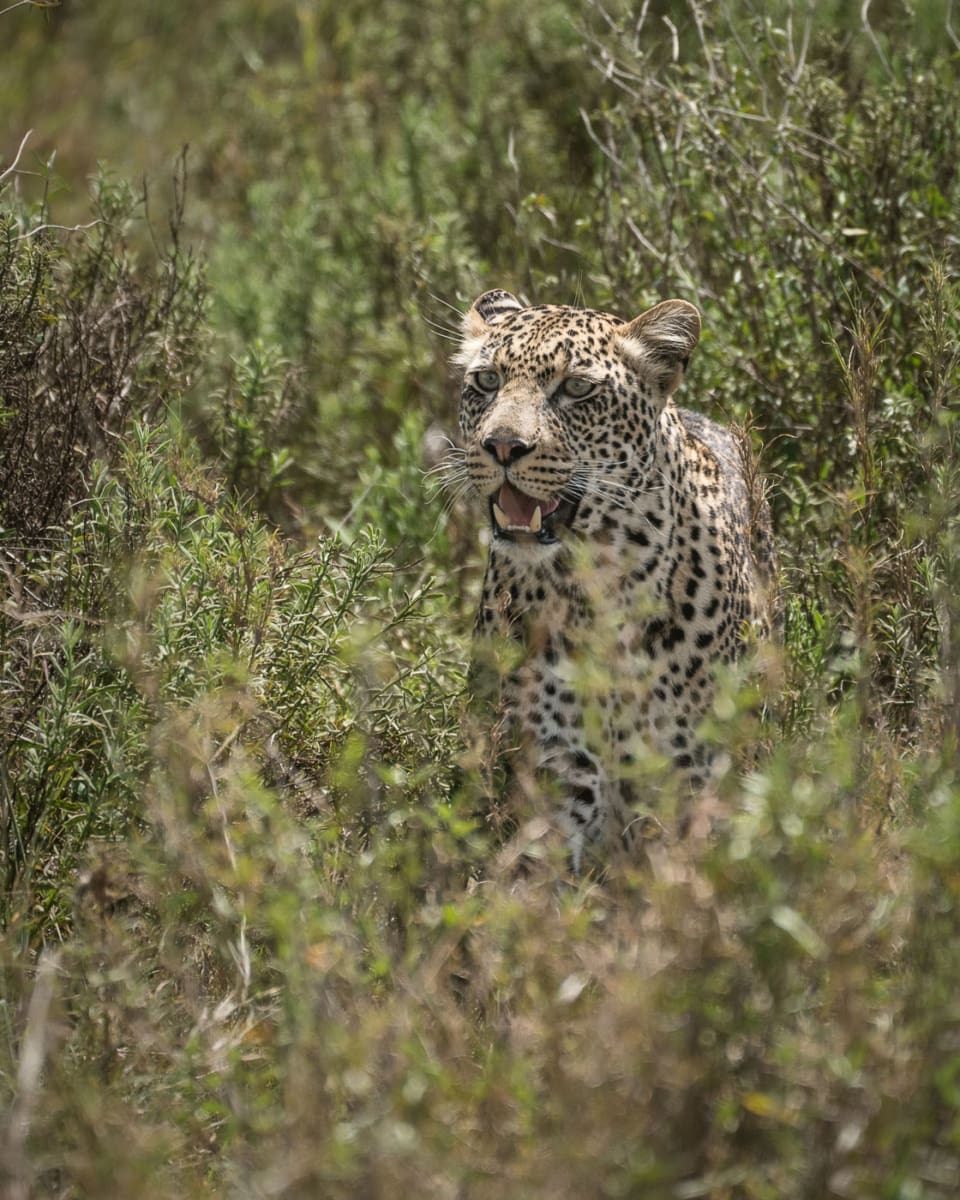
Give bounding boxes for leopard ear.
[615,300,702,396]
[462,289,525,338]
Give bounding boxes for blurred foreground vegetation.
[1,2,959,1196]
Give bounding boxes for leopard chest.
[482,489,746,755]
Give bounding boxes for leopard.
[446,288,777,872]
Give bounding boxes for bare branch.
[947,0,960,53]
[633,0,651,48]
[18,219,102,242]
[0,129,33,187]
[3,952,62,1200]
[689,1,719,85]
[0,0,58,19]
[860,0,894,82]
[579,107,624,170]
[662,16,679,63]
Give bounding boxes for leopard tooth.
[492,502,510,530]
[529,505,542,533]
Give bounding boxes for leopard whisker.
[418,293,468,343]
[423,451,467,480]
[425,469,471,501]
[566,463,662,509]
[440,483,474,516]
[426,291,467,320]
[423,316,462,344]
[571,453,667,506]
[424,455,475,511]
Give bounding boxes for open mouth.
[490,481,578,545]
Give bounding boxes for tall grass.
[1,2,959,1197]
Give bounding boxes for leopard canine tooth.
[492,502,510,530]
[529,505,543,533]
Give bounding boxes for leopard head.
[455,290,701,547]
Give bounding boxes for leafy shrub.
[1,420,465,947]
[1,3,960,1199]
[0,157,204,540]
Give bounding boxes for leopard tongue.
[493,482,560,532]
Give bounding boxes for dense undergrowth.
[1,2,959,1196]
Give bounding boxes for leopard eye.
[472,369,501,393]
[562,375,597,400]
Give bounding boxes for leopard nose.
[482,436,535,465]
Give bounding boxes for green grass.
[1,2,960,1196]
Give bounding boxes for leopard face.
[456,289,700,555]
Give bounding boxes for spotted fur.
[450,290,777,870]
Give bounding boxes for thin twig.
[0,129,33,186]
[860,0,894,82]
[662,15,679,62]
[689,1,719,85]
[0,0,59,16]
[3,951,62,1200]
[578,107,624,170]
[18,219,102,242]
[947,0,960,52]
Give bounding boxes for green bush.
[0,161,204,539]
[1,2,960,1197]
[1,420,466,944]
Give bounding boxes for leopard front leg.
[517,667,635,873]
